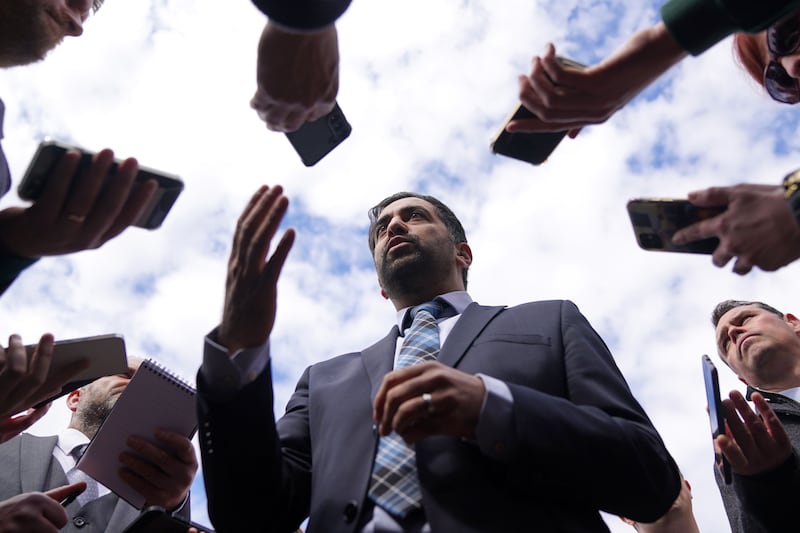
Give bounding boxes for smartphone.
[489,57,586,165]
[122,507,212,533]
[31,334,128,408]
[627,198,726,254]
[702,354,732,484]
[285,102,352,167]
[18,139,184,230]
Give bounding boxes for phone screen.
[627,199,726,254]
[702,354,732,484]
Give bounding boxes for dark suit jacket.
[716,387,800,532]
[0,433,140,533]
[198,300,681,533]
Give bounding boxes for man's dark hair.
[93,0,104,12]
[368,192,468,288]
[711,299,784,327]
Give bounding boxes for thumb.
[45,481,86,502]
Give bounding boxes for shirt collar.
[777,386,800,403]
[56,427,90,456]
[394,291,472,332]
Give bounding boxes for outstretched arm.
[510,23,686,134]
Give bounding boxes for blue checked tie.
[368,300,443,518]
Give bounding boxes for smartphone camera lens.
[639,233,663,250]
[328,114,343,134]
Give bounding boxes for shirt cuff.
[201,326,270,399]
[475,374,516,461]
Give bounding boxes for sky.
[1,0,799,531]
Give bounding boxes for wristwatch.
[783,169,800,225]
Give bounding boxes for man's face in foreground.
[0,0,93,68]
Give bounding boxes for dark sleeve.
[729,453,800,532]
[196,362,312,533]
[506,300,681,522]
[0,254,39,296]
[251,0,352,31]
[661,0,800,55]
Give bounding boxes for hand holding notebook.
[77,359,197,508]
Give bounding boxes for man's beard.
[0,1,64,67]
[378,236,449,299]
[75,393,120,439]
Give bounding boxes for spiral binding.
[141,359,196,395]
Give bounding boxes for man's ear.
[455,242,472,269]
[786,313,800,336]
[66,389,81,413]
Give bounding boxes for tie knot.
[409,300,443,323]
[70,443,89,461]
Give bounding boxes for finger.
[100,178,158,242]
[245,187,290,279]
[0,334,30,407]
[721,397,748,442]
[671,219,718,245]
[32,150,82,216]
[45,481,86,502]
[393,392,436,437]
[751,393,792,449]
[373,365,425,426]
[80,157,139,245]
[12,333,54,408]
[233,186,276,267]
[379,366,433,435]
[63,149,115,221]
[716,434,748,472]
[732,258,753,276]
[153,429,198,466]
[263,229,295,286]
[711,246,734,269]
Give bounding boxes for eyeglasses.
[764,12,800,104]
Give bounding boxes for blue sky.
[1,0,799,530]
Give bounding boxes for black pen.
[60,493,78,507]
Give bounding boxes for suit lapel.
[20,434,61,493]
[362,326,400,404]
[438,303,505,368]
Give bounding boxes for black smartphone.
[702,354,732,484]
[285,102,352,167]
[18,139,184,230]
[489,57,586,165]
[122,507,212,533]
[627,198,726,254]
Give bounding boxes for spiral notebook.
[77,359,197,508]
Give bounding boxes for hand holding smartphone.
[627,198,726,254]
[489,57,586,165]
[18,139,183,230]
[702,355,732,484]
